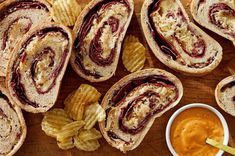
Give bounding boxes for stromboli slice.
[71,0,134,82]
[141,0,223,75]
[191,0,235,45]
[0,0,52,77]
[0,85,26,156]
[215,75,235,117]
[99,68,183,152]
[6,23,73,113]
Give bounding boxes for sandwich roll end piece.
[6,23,73,113]
[99,68,183,152]
[141,0,223,76]
[71,0,134,82]
[0,85,26,156]
[215,75,235,117]
[190,0,235,44]
[0,0,52,77]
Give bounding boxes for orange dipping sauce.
[170,107,224,156]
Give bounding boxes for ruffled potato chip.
[46,0,56,5]
[64,91,75,106]
[124,35,139,47]
[74,135,100,151]
[41,108,73,138]
[78,128,102,141]
[122,36,146,72]
[51,0,81,26]
[65,84,101,121]
[57,120,85,142]
[57,137,74,150]
[84,103,106,130]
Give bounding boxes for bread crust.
[190,0,235,45]
[71,0,134,82]
[141,0,223,76]
[215,75,235,117]
[0,0,52,77]
[99,68,183,152]
[6,23,73,113]
[0,85,26,156]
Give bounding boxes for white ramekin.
[166,103,229,156]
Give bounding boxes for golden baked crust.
[215,75,235,117]
[71,0,134,82]
[141,0,223,76]
[99,68,183,152]
[0,0,52,77]
[6,23,73,113]
[191,0,235,45]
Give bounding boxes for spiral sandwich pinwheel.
[99,69,183,152]
[191,0,235,46]
[71,0,134,82]
[141,0,223,76]
[0,0,52,77]
[6,23,73,113]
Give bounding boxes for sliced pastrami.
[117,82,178,134]
[0,1,49,21]
[107,74,179,135]
[89,18,118,66]
[73,0,131,77]
[2,17,32,50]
[0,1,49,51]
[147,0,208,65]
[209,3,235,38]
[10,27,69,108]
[111,75,176,105]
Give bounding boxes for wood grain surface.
[15,0,235,155]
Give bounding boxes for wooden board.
[15,0,235,155]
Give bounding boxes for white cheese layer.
[80,3,129,77]
[196,0,235,40]
[150,0,220,68]
[0,7,51,75]
[18,32,68,108]
[106,83,177,145]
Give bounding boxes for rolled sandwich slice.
[99,68,183,152]
[191,0,235,46]
[141,0,223,76]
[6,23,73,113]
[71,0,134,82]
[0,0,52,77]
[0,85,26,156]
[215,75,235,117]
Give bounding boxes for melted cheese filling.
[196,0,235,40]
[151,1,199,54]
[18,32,68,107]
[80,3,129,77]
[106,83,177,144]
[149,0,221,69]
[213,10,235,32]
[0,8,51,75]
